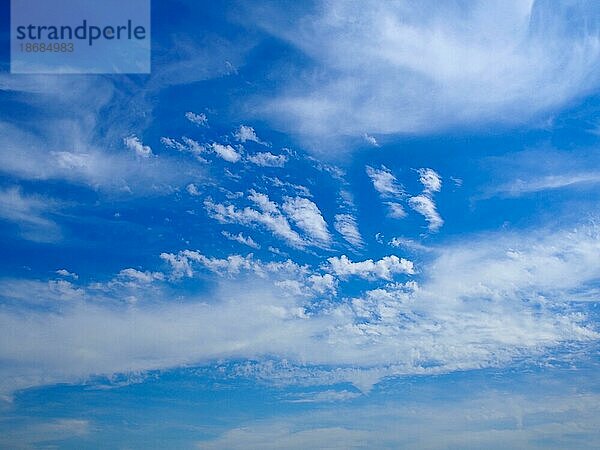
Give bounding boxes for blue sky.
[1,0,600,448]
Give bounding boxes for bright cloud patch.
[247,152,288,167]
[282,197,331,246]
[185,111,208,126]
[124,135,152,158]
[204,192,306,248]
[408,195,443,232]
[326,254,414,280]
[255,1,600,143]
[211,143,241,163]
[416,168,442,194]
[234,125,268,145]
[366,165,404,197]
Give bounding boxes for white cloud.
[199,423,369,450]
[408,195,443,232]
[235,125,268,145]
[161,136,186,152]
[366,165,403,197]
[159,252,193,278]
[185,111,208,126]
[0,128,187,194]
[306,273,337,296]
[56,269,79,280]
[363,133,379,147]
[0,418,90,448]
[386,202,407,219]
[117,268,164,283]
[186,183,201,196]
[159,250,336,297]
[282,197,331,245]
[252,1,600,146]
[222,231,261,249]
[162,136,207,162]
[198,385,600,450]
[334,213,363,247]
[0,186,61,242]
[492,172,600,197]
[211,143,242,163]
[416,168,442,194]
[124,135,152,158]
[326,255,414,280]
[1,225,599,396]
[389,237,430,253]
[247,152,288,167]
[204,191,306,248]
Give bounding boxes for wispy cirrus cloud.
[247,0,600,148]
[0,186,62,242]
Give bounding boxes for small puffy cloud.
[386,202,407,219]
[117,268,165,283]
[211,143,242,163]
[159,252,193,278]
[124,135,152,158]
[56,269,78,280]
[326,255,414,280]
[334,214,363,247]
[186,183,201,196]
[408,195,443,232]
[185,111,208,126]
[363,133,379,147]
[222,231,261,249]
[247,152,288,167]
[234,125,268,145]
[416,168,442,194]
[282,197,331,245]
[366,165,403,197]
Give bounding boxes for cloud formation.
[247,152,288,167]
[185,111,208,126]
[251,0,600,146]
[326,254,414,280]
[211,143,242,163]
[204,191,306,248]
[282,196,331,246]
[334,213,363,247]
[366,165,404,197]
[124,135,153,158]
[235,125,268,145]
[0,186,62,242]
[0,224,599,396]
